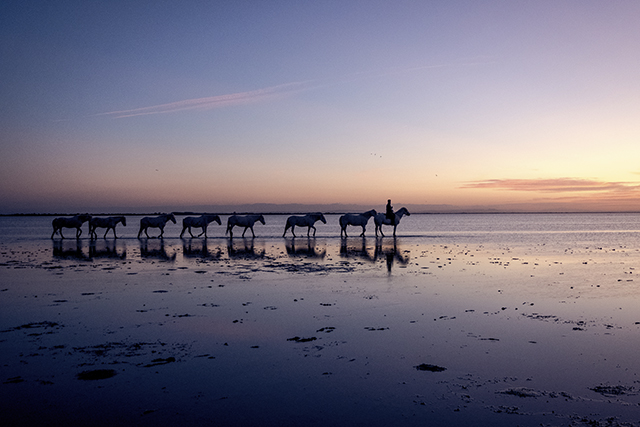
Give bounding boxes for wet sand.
[2,237,640,426]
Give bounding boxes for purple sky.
[2,1,640,213]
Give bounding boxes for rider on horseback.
[385,199,395,224]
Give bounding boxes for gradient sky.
[2,1,640,213]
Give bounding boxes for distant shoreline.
[3,211,640,217]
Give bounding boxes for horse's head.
[397,207,410,217]
[318,213,327,224]
[212,215,221,225]
[78,214,92,223]
[364,209,377,218]
[258,215,265,225]
[168,213,177,224]
[120,217,127,226]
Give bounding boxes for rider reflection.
[374,237,410,273]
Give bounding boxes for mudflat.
[2,236,640,426]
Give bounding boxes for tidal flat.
[2,214,640,426]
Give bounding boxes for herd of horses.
[50,207,411,240]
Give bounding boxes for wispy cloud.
[460,178,640,193]
[96,60,488,119]
[95,80,317,119]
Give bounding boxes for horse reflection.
[226,238,266,259]
[284,237,326,259]
[374,237,410,272]
[51,214,92,239]
[88,239,126,260]
[52,239,90,260]
[182,238,223,260]
[139,239,176,261]
[339,237,375,263]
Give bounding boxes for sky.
[2,1,640,214]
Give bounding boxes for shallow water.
[2,213,640,426]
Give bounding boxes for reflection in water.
[339,237,375,263]
[227,238,266,259]
[182,238,223,259]
[374,237,410,273]
[139,239,176,261]
[284,237,326,259]
[52,239,90,260]
[88,239,126,260]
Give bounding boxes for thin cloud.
[95,60,485,119]
[460,178,640,193]
[95,80,317,119]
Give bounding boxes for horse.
[226,214,265,238]
[137,213,176,238]
[89,216,126,239]
[51,214,92,239]
[374,207,411,237]
[339,209,377,237]
[283,213,326,237]
[180,214,221,238]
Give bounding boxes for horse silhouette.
[226,214,265,238]
[89,216,126,239]
[283,213,326,237]
[339,210,376,237]
[374,207,410,237]
[137,213,176,239]
[51,214,92,239]
[180,214,221,238]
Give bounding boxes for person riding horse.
[386,199,395,224]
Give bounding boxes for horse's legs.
[291,226,296,238]
[201,225,207,238]
[360,225,366,237]
[159,226,165,238]
[51,227,57,239]
[249,226,256,238]
[76,227,82,239]
[137,226,143,239]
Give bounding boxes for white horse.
[180,214,221,238]
[283,213,326,237]
[374,207,411,237]
[226,214,265,238]
[51,214,92,239]
[89,216,126,239]
[339,209,377,237]
[137,213,176,238]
